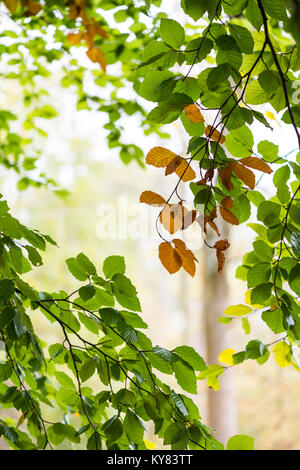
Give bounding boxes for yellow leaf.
[224,304,252,317]
[146,146,177,168]
[173,239,198,277]
[273,342,291,368]
[140,191,166,206]
[218,348,236,366]
[144,439,156,450]
[175,159,196,182]
[207,375,220,390]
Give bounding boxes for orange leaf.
[146,147,177,168]
[216,249,225,274]
[185,104,204,123]
[165,156,182,176]
[69,4,80,19]
[173,239,198,277]
[221,196,233,209]
[140,191,166,206]
[159,242,182,274]
[175,159,196,182]
[160,204,184,234]
[205,125,225,144]
[214,239,230,251]
[67,32,83,45]
[220,207,239,225]
[232,161,255,189]
[218,165,233,191]
[3,0,17,13]
[86,47,106,71]
[239,157,272,174]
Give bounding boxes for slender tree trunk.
[203,222,238,445]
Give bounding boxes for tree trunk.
[203,222,238,445]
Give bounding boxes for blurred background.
[1,1,300,450]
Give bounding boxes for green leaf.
[139,71,175,102]
[291,232,300,257]
[76,253,96,275]
[289,265,300,296]
[226,434,254,450]
[247,262,271,288]
[253,240,274,262]
[0,279,15,300]
[160,19,185,49]
[112,274,141,312]
[225,126,254,157]
[0,362,13,381]
[0,306,15,329]
[261,0,287,20]
[246,340,267,359]
[250,283,272,304]
[79,357,96,382]
[173,359,197,394]
[181,0,206,20]
[66,258,88,281]
[246,0,263,30]
[228,23,254,54]
[103,255,126,279]
[262,308,284,334]
[102,416,123,443]
[124,410,145,443]
[163,422,189,449]
[173,345,206,371]
[79,285,96,301]
[257,140,279,163]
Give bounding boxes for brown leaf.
[69,4,80,19]
[216,250,225,274]
[182,209,197,230]
[221,196,233,209]
[239,157,273,174]
[232,161,255,189]
[165,156,182,176]
[208,220,221,236]
[218,165,233,191]
[67,32,83,45]
[205,125,225,144]
[159,242,182,274]
[146,146,177,168]
[220,207,239,225]
[86,46,106,71]
[185,104,204,123]
[173,239,198,277]
[3,0,17,13]
[140,191,166,206]
[22,0,42,15]
[203,207,220,236]
[86,21,108,39]
[214,239,230,251]
[160,204,184,234]
[175,159,196,182]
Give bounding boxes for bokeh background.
[1,0,300,450]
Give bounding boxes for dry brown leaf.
[239,157,272,174]
[221,196,233,209]
[216,249,225,274]
[86,46,106,71]
[175,159,196,182]
[185,104,204,123]
[140,191,166,206]
[173,239,198,277]
[218,165,233,191]
[159,242,182,274]
[86,21,108,39]
[205,125,225,144]
[160,204,184,234]
[165,156,182,176]
[182,209,197,230]
[67,32,83,45]
[214,239,230,251]
[232,161,255,189]
[146,146,177,168]
[22,0,42,15]
[220,207,239,225]
[3,0,17,13]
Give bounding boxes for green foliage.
[2,0,300,452]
